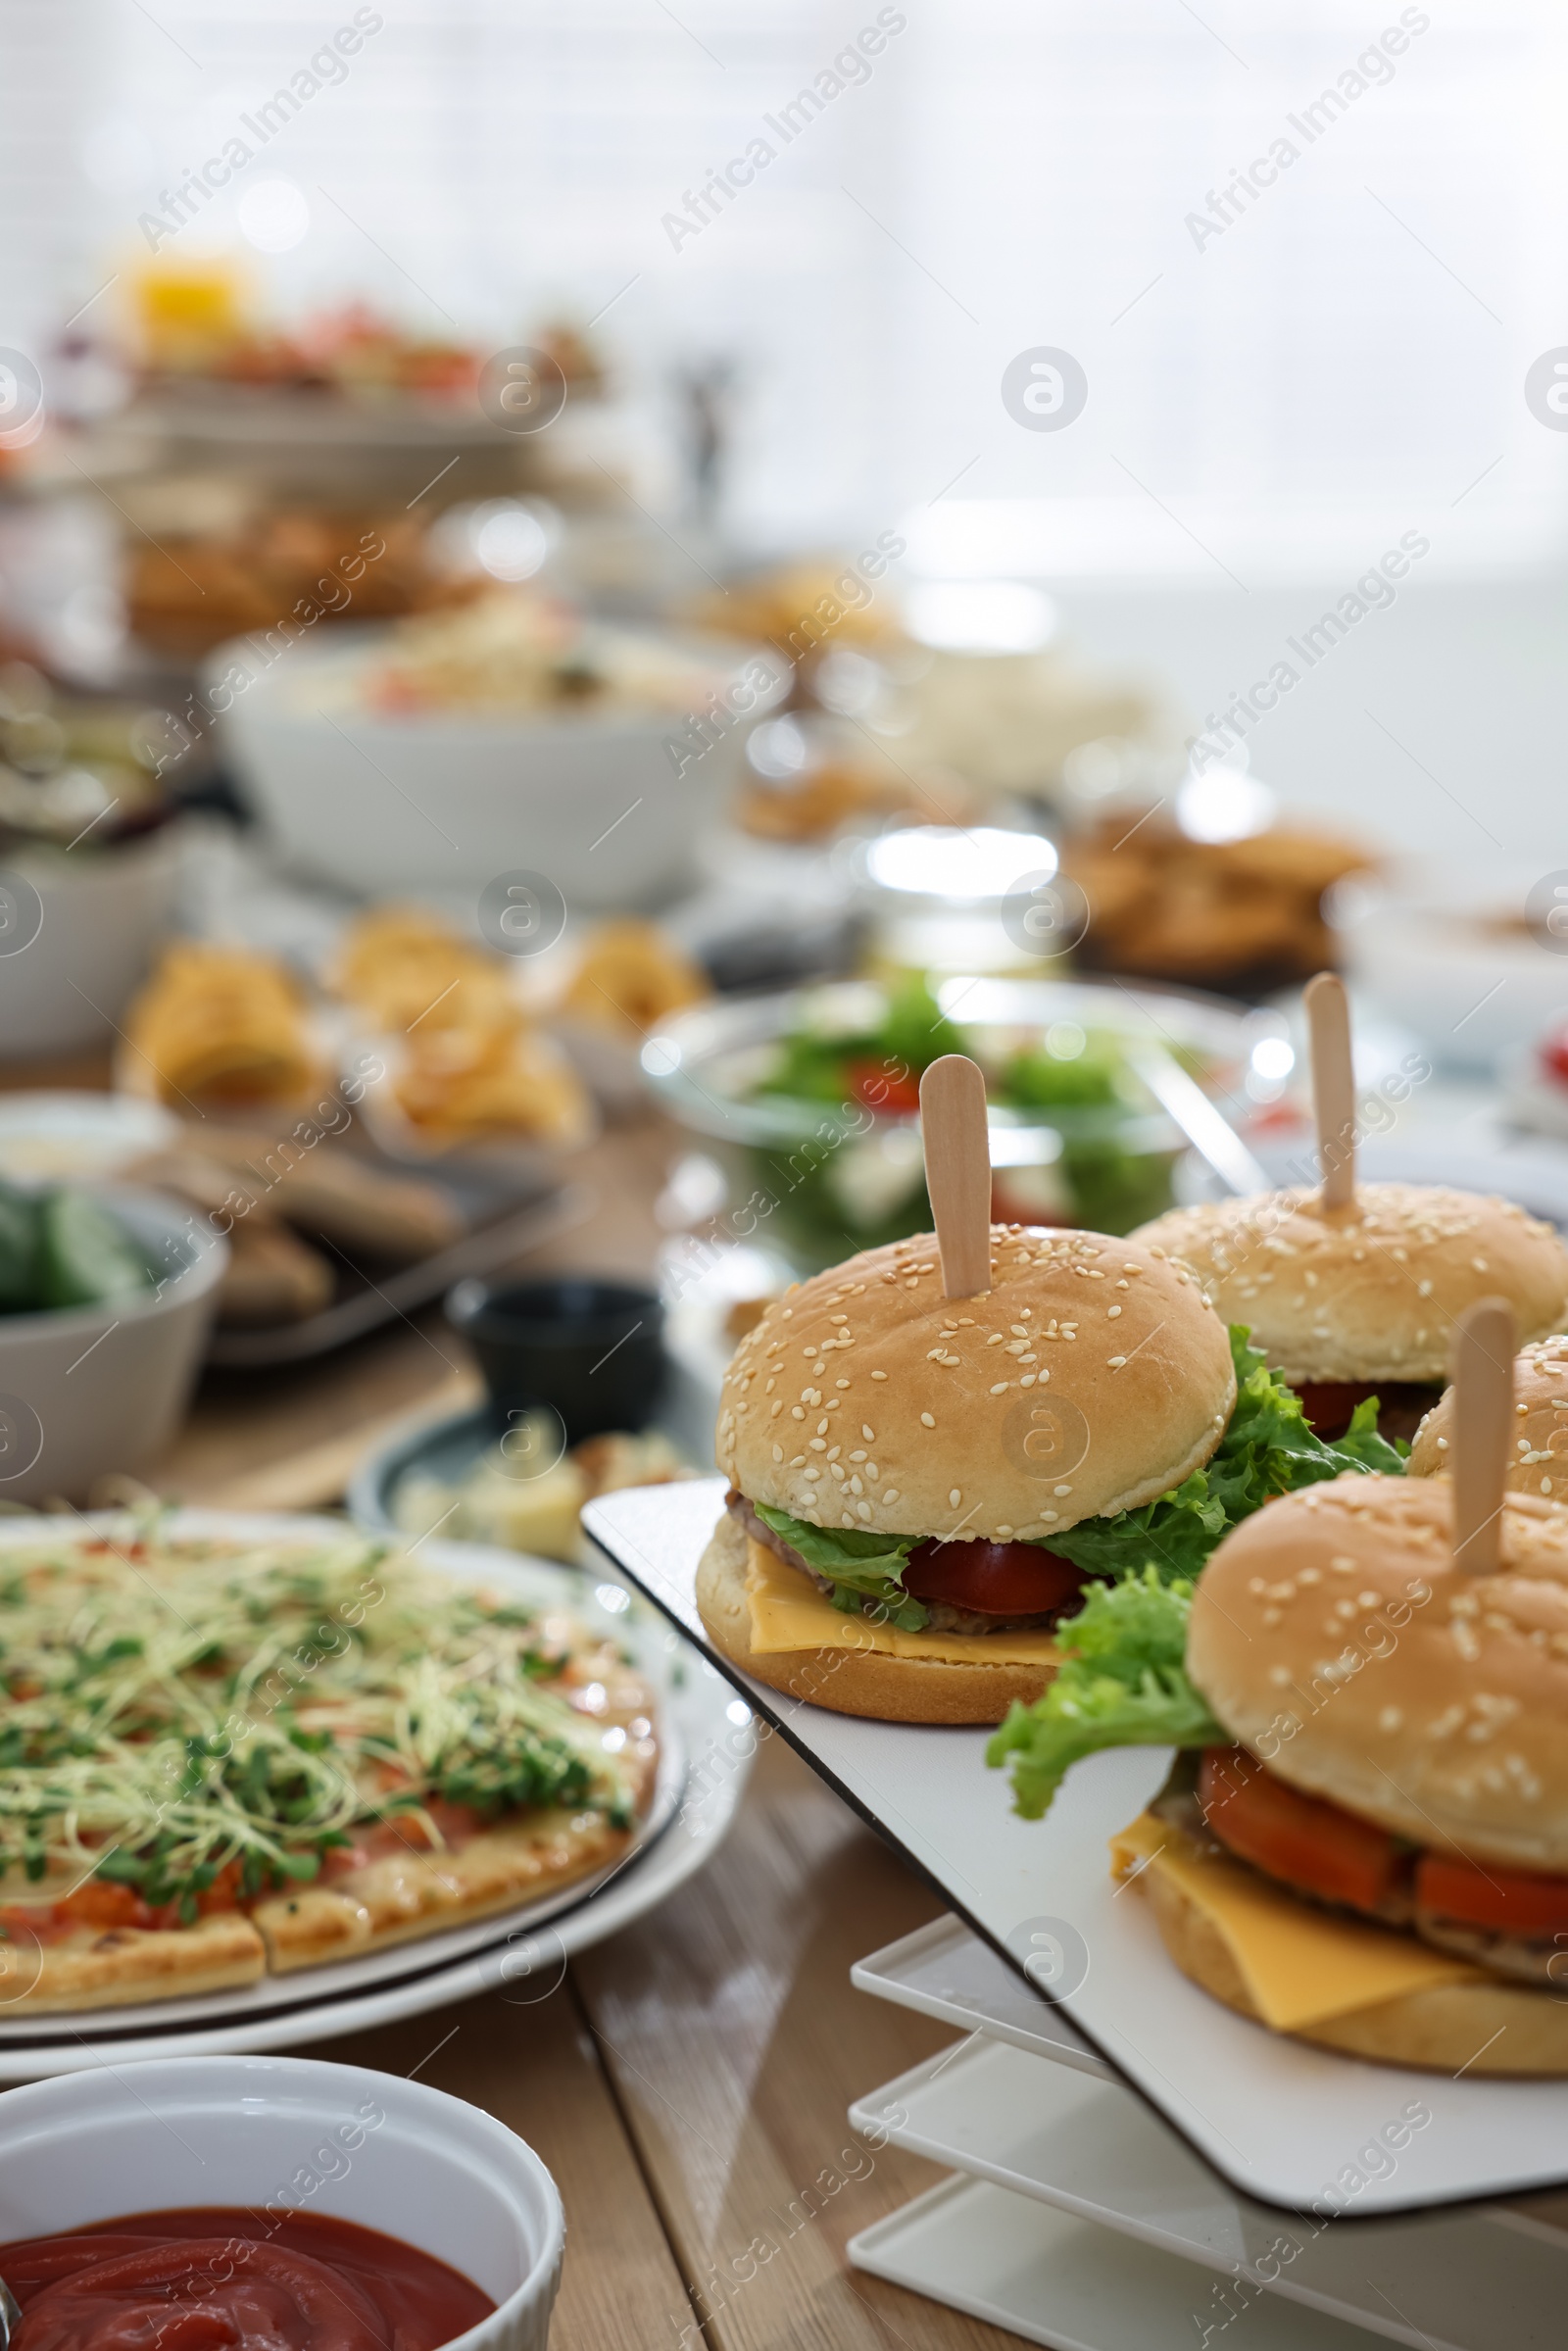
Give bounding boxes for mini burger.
[1107,1474,1568,2075]
[701,1223,1398,1727]
[1408,1334,1568,1497]
[1135,1185,1568,1443]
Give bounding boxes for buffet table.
[0,1072,1009,2350]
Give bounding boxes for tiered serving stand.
[587,1479,1568,2351]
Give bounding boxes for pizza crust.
[253,1808,632,1972]
[0,1911,266,2014]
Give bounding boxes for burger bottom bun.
[1143,1865,1568,2078]
[695,1513,1057,1727]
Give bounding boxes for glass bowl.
[641,974,1286,1270]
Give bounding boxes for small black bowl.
[445,1275,666,1445]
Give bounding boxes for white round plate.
[0,1511,753,2078]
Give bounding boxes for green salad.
[743,975,1209,1254]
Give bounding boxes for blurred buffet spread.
[0,239,1562,1531]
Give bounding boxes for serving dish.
[0,824,183,1054]
[0,2053,564,2351]
[641,974,1286,1267]
[0,1183,226,1502]
[210,621,779,901]
[204,1160,578,1369]
[585,1475,1568,2217]
[0,1508,752,2077]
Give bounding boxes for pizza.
[0,1521,658,2013]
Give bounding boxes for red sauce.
[0,2206,494,2350]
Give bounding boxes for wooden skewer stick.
[1451,1297,1515,1576]
[1304,970,1357,1211]
[919,1053,993,1298]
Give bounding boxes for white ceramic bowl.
[209,625,779,903]
[0,825,183,1054]
[0,2053,564,2350]
[0,1182,227,1503]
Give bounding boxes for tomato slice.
[1416,1851,1568,1936]
[845,1058,922,1114]
[903,1539,1086,1618]
[1292,1381,1379,1439]
[1200,1748,1401,1916]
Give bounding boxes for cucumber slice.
[0,1181,40,1312]
[37,1192,153,1311]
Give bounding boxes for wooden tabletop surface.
[104,1101,1021,2347]
[10,1074,1566,2338]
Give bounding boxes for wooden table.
[127,1107,1018,2347]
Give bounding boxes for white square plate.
[585,1479,1568,2216]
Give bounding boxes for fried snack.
[394,1018,592,1148]
[330,906,514,1035]
[188,1130,463,1260]
[219,1218,335,1325]
[1064,814,1375,990]
[697,562,899,653]
[736,758,925,844]
[563,920,710,1039]
[122,943,324,1110]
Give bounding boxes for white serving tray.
[851,1914,1109,2078]
[848,2177,1389,2350]
[585,1479,1568,2216]
[848,2032,1567,2351]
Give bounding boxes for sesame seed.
[990,1382,1008,1396]
[791,1406,805,1421]
[871,1370,887,1381]
[949,1489,961,1507]
[1107,1357,1126,1370]
[1054,1484,1072,1496]
[772,1445,783,1461]
[882,1489,899,1503]
[1020,1374,1037,1387]
[861,1425,875,1440]
[1107,1305,1122,1319]
[920,1413,935,1428]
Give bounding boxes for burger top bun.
[1135,1183,1568,1385]
[1188,1473,1568,1874]
[1408,1335,1568,1497]
[716,1225,1236,1545]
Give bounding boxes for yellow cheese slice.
[744,1540,1063,1668]
[1110,1811,1487,2032]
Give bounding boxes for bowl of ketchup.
[0,2054,564,2349]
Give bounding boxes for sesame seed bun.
[1408,1336,1568,1498]
[1134,1183,1568,1386]
[715,1225,1236,1545]
[1139,1854,1568,2075]
[1187,1474,1568,1874]
[695,1514,1056,1725]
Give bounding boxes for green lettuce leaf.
[1045,1327,1405,1587]
[752,1504,928,1630]
[986,1568,1224,1818]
